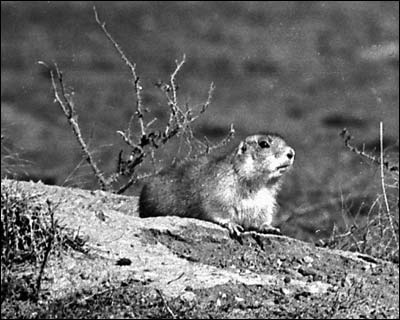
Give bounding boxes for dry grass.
[1,182,86,312]
[320,124,399,262]
[0,134,31,180]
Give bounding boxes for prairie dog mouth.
[276,164,292,172]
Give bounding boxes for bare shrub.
[39,6,234,194]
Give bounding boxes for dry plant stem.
[164,55,187,138]
[61,157,87,187]
[36,200,54,295]
[171,55,186,107]
[116,175,137,194]
[155,288,176,319]
[362,196,382,252]
[49,65,108,191]
[341,129,380,164]
[94,6,150,193]
[117,169,164,194]
[190,82,215,123]
[379,122,399,249]
[93,6,145,139]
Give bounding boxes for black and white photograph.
[1,1,399,318]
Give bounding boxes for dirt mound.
[2,179,398,318]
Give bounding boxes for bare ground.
[1,178,399,319]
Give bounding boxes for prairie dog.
[139,133,295,236]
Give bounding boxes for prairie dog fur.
[139,133,295,236]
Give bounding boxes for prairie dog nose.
[286,147,295,160]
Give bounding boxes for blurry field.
[1,1,399,244]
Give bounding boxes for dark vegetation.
[1,182,86,317]
[1,1,399,318]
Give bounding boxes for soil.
[1,179,399,319]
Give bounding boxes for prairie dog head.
[233,133,295,182]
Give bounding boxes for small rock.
[116,258,132,266]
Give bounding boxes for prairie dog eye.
[259,140,270,148]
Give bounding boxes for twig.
[163,55,186,139]
[155,288,176,319]
[340,128,381,163]
[167,272,185,285]
[116,168,140,194]
[379,122,399,249]
[61,156,87,187]
[39,61,109,190]
[171,54,186,108]
[36,199,55,296]
[203,123,235,154]
[361,196,382,253]
[191,82,215,123]
[116,130,142,152]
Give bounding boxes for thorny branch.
[340,128,398,173]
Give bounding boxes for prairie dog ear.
[237,141,247,155]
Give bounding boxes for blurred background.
[1,1,399,242]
